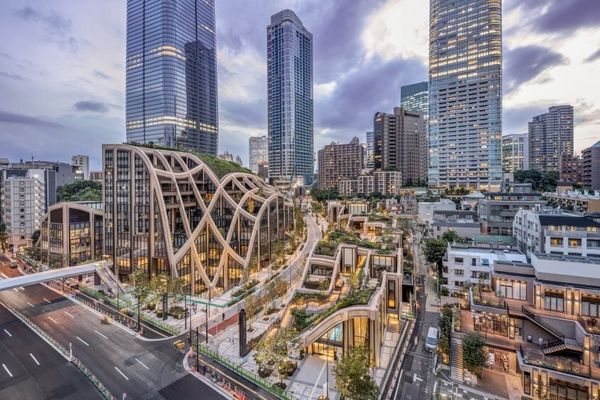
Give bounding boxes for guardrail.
[0,299,116,400]
[196,342,295,400]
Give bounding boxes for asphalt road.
[0,257,219,400]
[0,294,103,399]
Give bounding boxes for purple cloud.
[504,45,569,93]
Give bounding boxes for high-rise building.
[267,10,313,187]
[125,0,218,154]
[502,134,529,173]
[582,141,600,190]
[560,154,582,184]
[72,155,90,180]
[428,0,502,190]
[365,131,375,170]
[528,105,574,173]
[317,137,363,190]
[249,136,267,173]
[401,82,428,118]
[374,107,427,186]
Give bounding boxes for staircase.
[522,306,564,340]
[95,262,126,296]
[543,338,584,355]
[450,337,464,382]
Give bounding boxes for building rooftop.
[538,215,600,228]
[472,234,517,246]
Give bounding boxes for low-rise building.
[478,185,545,235]
[442,244,527,293]
[430,210,480,239]
[417,198,456,224]
[453,253,600,399]
[513,208,600,258]
[545,190,600,213]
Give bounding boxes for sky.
[0,0,599,170]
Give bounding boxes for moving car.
[425,327,439,352]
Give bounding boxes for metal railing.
[195,341,295,400]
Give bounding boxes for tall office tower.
[249,136,268,173]
[71,155,90,180]
[267,10,313,187]
[428,0,502,190]
[317,137,363,190]
[365,131,375,170]
[401,82,429,118]
[528,105,574,173]
[374,107,427,186]
[126,0,218,154]
[502,134,529,173]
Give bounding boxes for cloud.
[93,70,111,80]
[14,6,83,53]
[0,110,64,128]
[0,71,26,81]
[584,48,600,63]
[531,0,600,34]
[73,101,109,113]
[504,45,569,93]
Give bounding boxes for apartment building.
[317,137,363,190]
[582,141,600,190]
[513,208,600,258]
[338,170,403,198]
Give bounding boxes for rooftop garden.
[130,142,252,178]
[314,229,379,256]
[471,285,505,309]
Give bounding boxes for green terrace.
[314,229,379,256]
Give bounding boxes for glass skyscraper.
[126,0,218,154]
[401,82,429,119]
[267,10,314,187]
[428,0,502,190]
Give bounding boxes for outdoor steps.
[543,338,584,355]
[95,263,126,296]
[522,306,564,340]
[450,337,464,382]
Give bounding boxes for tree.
[515,170,559,192]
[333,345,379,400]
[423,238,448,269]
[0,222,8,254]
[131,269,151,331]
[440,230,463,244]
[462,332,487,377]
[534,375,549,400]
[57,180,102,202]
[438,305,453,356]
[149,273,169,312]
[254,328,294,381]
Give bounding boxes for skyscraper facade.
[267,10,314,187]
[502,133,529,173]
[125,0,218,154]
[528,105,574,173]
[401,82,429,118]
[428,0,502,190]
[365,131,375,170]
[249,135,267,173]
[374,107,427,186]
[582,141,600,190]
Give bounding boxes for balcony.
[519,343,592,379]
[470,285,507,314]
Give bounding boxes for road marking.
[29,353,40,366]
[2,364,12,378]
[135,358,149,370]
[13,288,19,293]
[413,374,423,383]
[19,287,24,291]
[114,366,129,381]
[3,329,12,337]
[0,272,7,279]
[94,330,108,340]
[43,298,52,304]
[27,302,34,308]
[65,311,75,319]
[47,316,58,324]
[76,336,89,346]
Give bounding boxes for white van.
[425,327,439,352]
